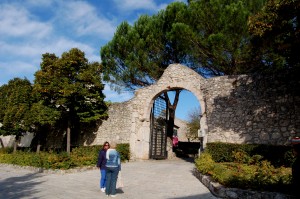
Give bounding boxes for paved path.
[0,158,219,199]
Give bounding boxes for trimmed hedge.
[0,144,130,170]
[206,142,294,167]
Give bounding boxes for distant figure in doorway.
[105,141,121,197]
[291,137,300,197]
[173,135,179,149]
[97,141,110,192]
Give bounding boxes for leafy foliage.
[34,48,108,123]
[206,142,294,167]
[0,78,33,138]
[101,0,267,92]
[248,0,300,73]
[101,2,190,90]
[33,48,108,150]
[195,151,292,193]
[184,0,267,76]
[0,144,130,170]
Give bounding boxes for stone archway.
[129,64,207,160]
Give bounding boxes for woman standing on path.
[97,141,110,192]
[105,141,121,197]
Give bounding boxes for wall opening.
[148,89,202,159]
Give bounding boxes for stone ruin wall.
[203,74,300,145]
[86,101,133,145]
[82,64,300,159]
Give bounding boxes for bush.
[116,143,130,162]
[195,143,292,193]
[0,147,13,154]
[0,144,130,169]
[206,142,294,167]
[71,145,100,167]
[195,147,293,194]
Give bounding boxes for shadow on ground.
[168,192,217,199]
[0,172,44,199]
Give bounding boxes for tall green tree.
[0,78,33,152]
[34,48,108,153]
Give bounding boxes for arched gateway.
[129,64,207,160]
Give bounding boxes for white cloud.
[0,41,44,58]
[54,1,116,39]
[0,4,52,39]
[0,61,37,75]
[0,60,38,86]
[25,0,54,7]
[0,37,95,59]
[112,0,168,12]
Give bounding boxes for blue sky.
[0,0,199,121]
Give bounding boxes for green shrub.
[206,142,294,167]
[0,144,130,169]
[0,147,13,154]
[116,143,130,162]
[195,150,292,194]
[195,152,215,173]
[71,145,100,167]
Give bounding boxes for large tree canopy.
[101,0,267,91]
[34,48,108,123]
[34,48,108,152]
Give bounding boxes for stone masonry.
[84,64,300,160]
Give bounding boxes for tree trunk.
[0,138,4,148]
[164,89,181,138]
[13,137,19,153]
[67,120,71,154]
[36,129,41,153]
[167,108,175,137]
[36,144,41,153]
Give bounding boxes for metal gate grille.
[149,95,168,159]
